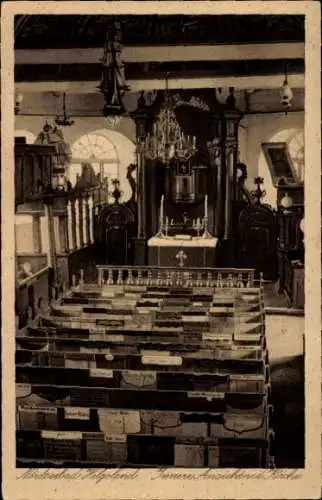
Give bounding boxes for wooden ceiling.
[15,15,305,48]
[14,15,305,113]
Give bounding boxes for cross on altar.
[176,250,188,268]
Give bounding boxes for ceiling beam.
[16,73,304,94]
[15,42,304,65]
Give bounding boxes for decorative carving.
[206,137,222,165]
[126,163,137,203]
[99,20,130,117]
[249,177,267,205]
[109,178,123,205]
[169,93,210,112]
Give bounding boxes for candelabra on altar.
[202,194,212,239]
[155,194,165,238]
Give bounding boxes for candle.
[165,216,169,234]
[160,195,164,222]
[204,195,208,219]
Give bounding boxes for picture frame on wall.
[261,141,300,187]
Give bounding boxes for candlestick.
[202,216,212,239]
[160,195,164,222]
[204,195,208,219]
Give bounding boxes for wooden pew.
[16,267,274,468]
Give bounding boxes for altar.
[148,235,218,267]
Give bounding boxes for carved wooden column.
[223,105,243,239]
[131,93,150,264]
[207,120,224,238]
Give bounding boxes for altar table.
[147,235,218,268]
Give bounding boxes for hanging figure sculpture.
[99,21,130,117]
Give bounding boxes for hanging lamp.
[55,93,75,127]
[280,62,293,114]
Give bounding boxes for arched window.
[70,133,119,185]
[70,131,136,202]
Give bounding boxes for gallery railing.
[85,266,263,290]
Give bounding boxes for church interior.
[14,14,305,468]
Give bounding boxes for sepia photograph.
[2,2,321,499]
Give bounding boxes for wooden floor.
[263,283,304,316]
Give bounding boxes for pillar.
[223,108,243,239]
[130,93,150,265]
[224,144,234,240]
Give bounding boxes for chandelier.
[55,93,75,127]
[140,74,197,164]
[98,20,129,119]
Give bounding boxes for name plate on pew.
[122,370,156,387]
[234,333,261,342]
[230,374,263,381]
[182,316,209,323]
[65,407,90,420]
[90,368,114,378]
[105,334,125,342]
[187,392,225,401]
[103,434,127,443]
[202,333,232,342]
[142,354,183,366]
[18,405,57,415]
[16,384,32,398]
[80,347,111,354]
[41,431,82,440]
[96,319,124,327]
[141,350,171,356]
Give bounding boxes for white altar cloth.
[148,235,218,248]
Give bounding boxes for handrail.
[86,265,264,290]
